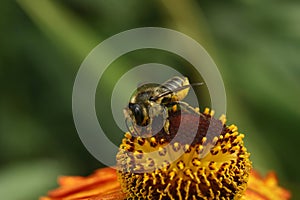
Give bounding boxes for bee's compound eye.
[129,103,144,126]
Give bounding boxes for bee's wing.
[137,81,150,88]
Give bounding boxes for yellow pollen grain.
[184,144,190,151]
[177,161,185,170]
[197,145,204,152]
[204,107,210,115]
[169,171,176,181]
[124,132,132,139]
[193,158,201,166]
[174,142,180,150]
[219,114,227,124]
[150,137,156,143]
[172,104,177,112]
[228,124,238,132]
[212,136,219,144]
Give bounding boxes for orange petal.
[244,170,291,200]
[40,167,121,200]
[58,176,85,186]
[89,188,126,200]
[41,168,291,200]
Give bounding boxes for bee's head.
[128,102,149,126]
[125,83,162,130]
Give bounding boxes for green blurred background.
[1,0,299,199]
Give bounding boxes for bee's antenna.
[190,82,204,87]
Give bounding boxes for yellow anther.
[172,104,177,112]
[150,137,156,143]
[125,132,132,139]
[192,158,201,166]
[177,161,185,170]
[204,107,210,114]
[228,124,238,132]
[219,114,227,124]
[212,136,219,144]
[169,171,176,181]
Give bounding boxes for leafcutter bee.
[124,76,202,136]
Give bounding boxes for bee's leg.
[162,106,171,134]
[125,117,140,137]
[163,102,194,134]
[146,123,152,135]
[177,101,201,115]
[164,118,170,135]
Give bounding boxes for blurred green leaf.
[0,160,69,200]
[17,0,99,59]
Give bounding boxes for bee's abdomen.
[162,76,188,92]
[160,76,190,102]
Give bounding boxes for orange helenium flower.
[40,168,290,200]
[244,170,291,200]
[41,107,291,199]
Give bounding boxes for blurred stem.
[160,0,216,56]
[17,0,99,60]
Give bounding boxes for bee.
[124,76,202,135]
